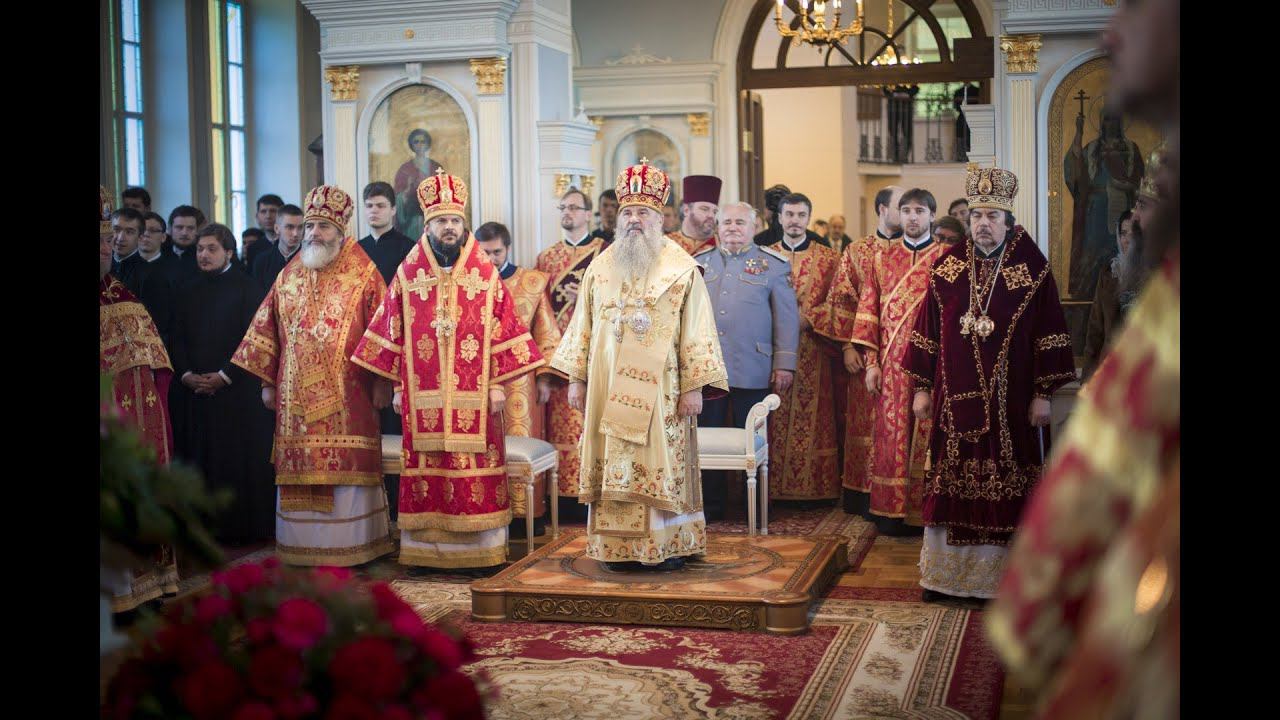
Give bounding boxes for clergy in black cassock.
[357,181,416,518]
[171,224,276,544]
[251,204,305,290]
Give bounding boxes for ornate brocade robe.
[851,236,948,523]
[988,254,1179,717]
[551,239,728,563]
[352,235,544,568]
[766,239,840,500]
[667,230,715,257]
[232,239,393,567]
[815,233,891,494]
[500,265,563,519]
[100,275,180,610]
[536,235,610,497]
[101,275,174,465]
[905,230,1076,546]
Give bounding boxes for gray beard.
[301,239,341,269]
[613,224,666,277]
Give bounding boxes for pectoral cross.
[405,267,438,301]
[1074,89,1090,119]
[431,305,455,338]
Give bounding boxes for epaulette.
[760,245,791,263]
[692,244,716,259]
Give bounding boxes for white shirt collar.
[564,230,592,247]
[782,234,806,251]
[142,250,162,262]
[904,232,932,249]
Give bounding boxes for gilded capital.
[589,116,605,139]
[999,34,1042,74]
[580,175,596,197]
[470,57,507,95]
[553,173,571,199]
[324,65,360,102]
[687,112,710,137]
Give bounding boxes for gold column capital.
[687,112,711,137]
[553,173,572,199]
[589,115,605,139]
[580,175,596,197]
[470,57,508,95]
[324,65,360,101]
[999,34,1043,74]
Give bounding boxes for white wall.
[572,0,726,65]
[757,86,849,224]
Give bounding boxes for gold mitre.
[1138,142,1167,202]
[966,166,1018,212]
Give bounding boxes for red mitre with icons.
[303,185,354,233]
[615,158,671,212]
[682,175,722,206]
[417,168,469,222]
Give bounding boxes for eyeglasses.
[557,204,586,213]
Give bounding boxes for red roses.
[103,562,483,719]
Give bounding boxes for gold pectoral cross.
[431,305,456,338]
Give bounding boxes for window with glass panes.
[115,0,145,188]
[209,1,248,241]
[907,11,974,119]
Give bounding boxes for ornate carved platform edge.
[781,534,850,592]
[504,594,768,632]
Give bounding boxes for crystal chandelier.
[774,0,865,47]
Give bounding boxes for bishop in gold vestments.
[232,186,394,567]
[552,161,727,569]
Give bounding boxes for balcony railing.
[857,87,978,165]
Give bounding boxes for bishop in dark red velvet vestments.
[904,167,1075,600]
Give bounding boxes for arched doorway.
[735,1,993,213]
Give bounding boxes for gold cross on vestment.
[146,391,157,407]
[405,267,438,301]
[121,395,133,411]
[457,267,487,300]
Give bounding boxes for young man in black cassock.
[251,204,304,290]
[171,223,276,544]
[357,181,416,519]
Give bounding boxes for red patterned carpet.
[390,508,1005,719]
[178,508,1005,718]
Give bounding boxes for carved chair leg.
[526,476,536,558]
[760,461,770,535]
[747,468,758,537]
[550,467,560,539]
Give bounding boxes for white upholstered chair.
[380,435,560,557]
[695,393,781,536]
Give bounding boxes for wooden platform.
[470,530,847,635]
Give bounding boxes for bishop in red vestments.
[353,170,544,569]
[100,186,179,610]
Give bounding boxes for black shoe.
[842,489,870,516]
[602,560,641,572]
[874,515,924,537]
[645,556,686,572]
[922,589,951,603]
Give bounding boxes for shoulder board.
[692,244,716,259]
[760,245,791,263]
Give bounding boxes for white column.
[508,39,541,265]
[471,57,512,229]
[1000,35,1042,228]
[325,65,360,202]
[963,104,997,168]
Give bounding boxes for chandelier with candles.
[774,0,865,47]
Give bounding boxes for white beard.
[301,239,341,269]
[613,223,666,277]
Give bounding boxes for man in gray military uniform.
[695,201,801,521]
